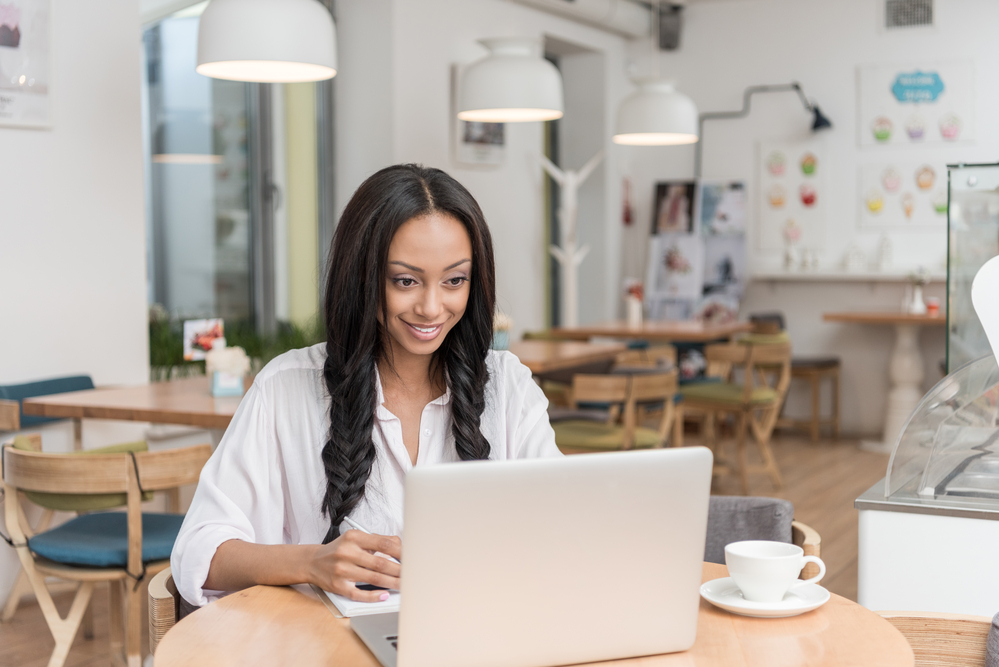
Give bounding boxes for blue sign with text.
[891,71,944,103]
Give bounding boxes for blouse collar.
[373,365,452,423]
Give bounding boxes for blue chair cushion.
[28,512,184,568]
[0,376,95,428]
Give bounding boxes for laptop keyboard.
[386,636,398,650]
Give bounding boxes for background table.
[549,320,752,343]
[823,311,945,454]
[22,376,239,449]
[154,562,913,666]
[508,340,626,375]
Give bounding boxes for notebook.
[318,586,399,618]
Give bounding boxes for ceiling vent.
[885,0,933,29]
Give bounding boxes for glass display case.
[881,353,999,507]
[947,163,999,372]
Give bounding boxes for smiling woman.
[170,164,561,611]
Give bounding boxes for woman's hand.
[309,530,402,602]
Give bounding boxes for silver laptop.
[351,447,713,667]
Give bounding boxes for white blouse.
[171,344,561,606]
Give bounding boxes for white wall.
[336,0,633,337]
[0,0,149,612]
[618,0,999,435]
[0,0,148,388]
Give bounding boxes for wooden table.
[22,376,240,449]
[549,320,752,343]
[508,340,627,375]
[154,563,914,667]
[823,311,946,454]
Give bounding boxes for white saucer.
[700,577,830,618]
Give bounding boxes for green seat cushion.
[12,436,155,511]
[28,512,183,567]
[679,382,778,405]
[739,332,790,345]
[553,421,663,450]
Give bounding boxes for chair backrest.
[149,567,179,656]
[704,495,794,564]
[704,342,792,403]
[2,444,212,577]
[569,374,629,407]
[628,371,678,403]
[615,345,676,369]
[0,375,95,429]
[877,611,992,667]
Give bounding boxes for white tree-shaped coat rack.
[538,150,604,327]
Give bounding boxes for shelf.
[751,271,947,283]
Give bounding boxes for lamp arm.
[694,82,814,179]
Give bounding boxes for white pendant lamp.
[613,0,698,146]
[458,37,563,123]
[196,0,337,83]
[613,78,699,145]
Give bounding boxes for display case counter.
[856,352,999,615]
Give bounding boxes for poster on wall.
[757,139,827,251]
[652,181,696,234]
[858,161,948,228]
[858,61,975,148]
[645,233,704,302]
[696,181,746,236]
[0,0,50,128]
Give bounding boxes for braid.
[319,350,378,544]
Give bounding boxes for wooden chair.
[625,371,683,450]
[680,343,791,494]
[876,611,992,667]
[553,372,680,452]
[1,437,211,667]
[148,567,180,657]
[777,357,841,442]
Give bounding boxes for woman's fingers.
[349,531,402,562]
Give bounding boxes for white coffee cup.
[724,540,826,603]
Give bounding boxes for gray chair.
[705,496,821,579]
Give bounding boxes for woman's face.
[382,212,473,360]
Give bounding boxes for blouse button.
[424,429,431,436]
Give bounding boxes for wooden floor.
[0,433,887,667]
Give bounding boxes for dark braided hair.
[320,164,496,544]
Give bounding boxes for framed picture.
[183,319,224,361]
[0,0,51,128]
[652,181,696,234]
[449,64,505,167]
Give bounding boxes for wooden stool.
[777,357,840,442]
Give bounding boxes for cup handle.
[797,556,826,586]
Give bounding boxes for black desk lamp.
[694,82,832,178]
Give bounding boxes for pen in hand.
[343,516,402,565]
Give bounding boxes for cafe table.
[21,376,239,450]
[153,562,914,667]
[822,311,946,454]
[549,320,752,343]
[507,340,627,375]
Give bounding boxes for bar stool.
[777,357,840,442]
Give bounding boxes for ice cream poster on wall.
[757,139,827,251]
[858,62,975,147]
[0,0,50,128]
[859,162,948,228]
